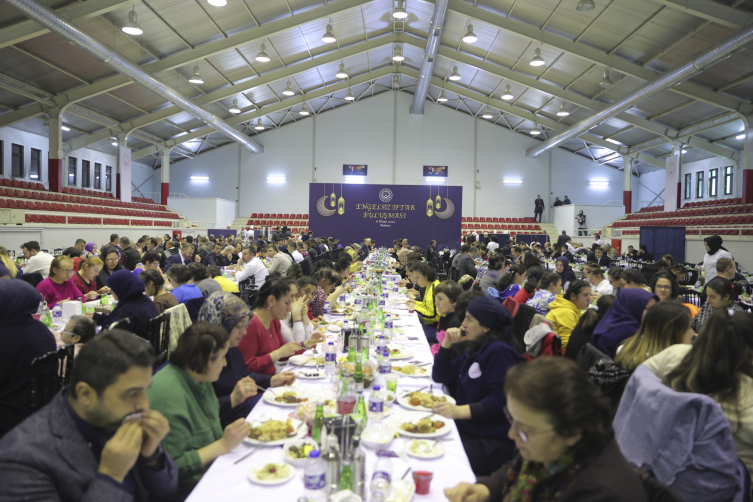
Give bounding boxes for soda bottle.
[353,358,363,392]
[354,392,367,424]
[312,403,324,445]
[348,345,356,364]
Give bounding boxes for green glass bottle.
[311,403,324,445]
[361,346,369,365]
[339,460,354,492]
[348,345,356,363]
[354,392,367,424]
[354,359,363,386]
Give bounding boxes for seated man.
[0,330,178,501]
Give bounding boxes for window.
[696,171,704,198]
[82,160,90,187]
[30,148,41,180]
[105,166,112,191]
[724,166,733,196]
[684,173,691,200]
[68,157,77,186]
[94,163,101,189]
[709,168,718,197]
[0,141,3,175]
[11,144,23,178]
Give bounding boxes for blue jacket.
[614,366,746,502]
[94,270,158,336]
[0,391,178,502]
[432,337,522,440]
[212,347,271,428]
[163,253,185,272]
[172,284,204,304]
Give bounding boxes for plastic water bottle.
[379,352,391,377]
[325,342,337,377]
[694,279,701,290]
[384,318,393,338]
[338,294,346,307]
[323,302,331,315]
[52,304,62,324]
[368,385,385,421]
[354,295,363,312]
[370,455,393,502]
[303,450,327,502]
[376,335,386,354]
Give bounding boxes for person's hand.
[85,291,99,301]
[441,328,463,349]
[305,331,325,348]
[311,318,320,328]
[98,421,144,483]
[407,290,419,299]
[271,371,296,387]
[433,401,460,419]
[291,297,305,322]
[57,298,71,304]
[397,280,407,287]
[220,418,251,454]
[444,483,491,502]
[406,300,415,309]
[97,286,111,295]
[590,291,601,300]
[230,376,257,408]
[276,341,303,359]
[139,409,170,457]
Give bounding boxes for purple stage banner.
[309,183,462,250]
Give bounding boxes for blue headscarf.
[592,288,658,358]
[107,269,146,302]
[0,279,40,322]
[199,292,251,333]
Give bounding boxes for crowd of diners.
[0,227,751,502]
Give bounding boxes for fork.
[234,444,262,464]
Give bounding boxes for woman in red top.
[238,278,324,375]
[71,256,106,296]
[512,266,545,304]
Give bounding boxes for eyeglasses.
[504,406,554,443]
[60,269,74,274]
[106,258,119,263]
[655,285,673,290]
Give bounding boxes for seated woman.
[432,296,523,477]
[167,264,204,303]
[0,246,23,279]
[280,278,314,343]
[554,256,577,290]
[545,280,591,351]
[309,268,345,317]
[526,271,562,316]
[37,256,99,306]
[134,251,161,278]
[238,278,324,375]
[199,292,296,427]
[691,277,744,331]
[406,262,441,343]
[95,245,123,293]
[430,280,463,356]
[478,256,507,292]
[564,294,615,360]
[512,266,544,304]
[492,264,526,300]
[147,322,251,500]
[54,314,96,358]
[650,271,699,318]
[94,269,158,334]
[141,269,179,313]
[71,256,107,297]
[445,357,648,502]
[644,310,753,477]
[591,289,658,358]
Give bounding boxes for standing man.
[552,197,563,207]
[119,237,141,271]
[534,194,545,223]
[563,195,572,205]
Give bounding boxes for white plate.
[282,438,320,467]
[327,325,342,333]
[404,439,446,459]
[397,390,456,411]
[288,355,321,367]
[391,364,432,378]
[389,351,413,360]
[388,413,452,439]
[397,305,410,310]
[244,418,306,446]
[247,463,295,485]
[263,386,321,407]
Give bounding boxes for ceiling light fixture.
[736,134,746,140]
[503,179,522,184]
[190,176,210,180]
[111,138,118,146]
[255,44,270,62]
[437,89,448,102]
[682,149,687,154]
[121,10,143,35]
[530,125,541,136]
[61,125,70,131]
[556,103,570,117]
[267,176,286,183]
[322,24,336,43]
[590,181,609,187]
[599,69,614,88]
[344,88,355,101]
[282,81,295,96]
[299,105,310,116]
[576,0,596,11]
[393,0,408,19]
[482,106,493,119]
[207,0,227,5]
[530,48,545,67]
[254,119,265,130]
[606,138,622,145]
[392,46,404,61]
[336,63,349,79]
[228,99,241,114]
[448,66,461,81]
[462,24,477,44]
[425,177,445,183]
[188,64,204,84]
[501,84,514,100]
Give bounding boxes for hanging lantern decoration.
[337,184,345,215]
[330,184,337,208]
[426,186,434,217]
[435,192,442,209]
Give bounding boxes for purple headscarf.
[591,288,658,358]
[84,242,96,254]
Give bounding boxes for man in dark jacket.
[0,331,179,501]
[163,243,194,272]
[552,197,563,207]
[534,194,545,222]
[119,237,141,271]
[457,246,479,287]
[426,240,437,263]
[563,195,572,205]
[204,242,230,267]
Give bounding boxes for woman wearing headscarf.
[199,292,296,428]
[93,269,158,334]
[0,279,56,437]
[73,242,97,271]
[591,288,658,358]
[555,256,577,289]
[701,235,733,283]
[432,296,523,477]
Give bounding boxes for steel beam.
[644,0,752,29]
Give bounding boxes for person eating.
[545,280,591,351]
[140,269,179,313]
[36,255,99,306]
[166,264,203,304]
[691,277,744,331]
[310,268,345,317]
[406,262,441,343]
[71,256,108,297]
[94,269,159,335]
[96,245,123,293]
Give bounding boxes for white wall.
[554,204,626,237]
[163,91,637,223]
[167,197,237,229]
[0,126,157,199]
[679,156,737,204]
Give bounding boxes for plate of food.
[288,355,324,367]
[283,438,320,466]
[327,325,342,333]
[390,414,451,438]
[247,462,295,485]
[404,438,446,459]
[263,386,321,407]
[392,363,432,378]
[387,347,412,360]
[245,418,306,445]
[397,390,456,411]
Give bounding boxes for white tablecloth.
[186,309,476,502]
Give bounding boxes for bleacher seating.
[460,216,544,235]
[0,180,182,227]
[247,213,310,235]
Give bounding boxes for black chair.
[449,266,459,283]
[184,297,206,322]
[17,272,44,288]
[109,317,131,331]
[30,344,75,413]
[238,277,257,309]
[144,313,171,368]
[680,288,704,307]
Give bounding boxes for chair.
[143,313,171,369]
[238,277,257,308]
[449,266,459,283]
[184,297,206,322]
[681,288,704,307]
[29,344,75,413]
[17,272,44,288]
[109,318,131,331]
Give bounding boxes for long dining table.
[186,305,476,502]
